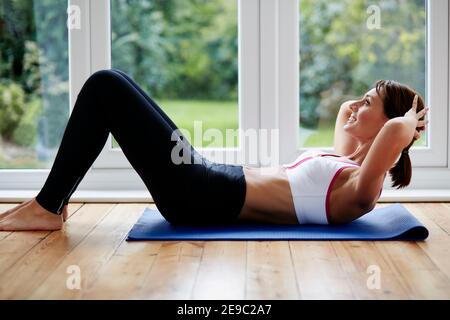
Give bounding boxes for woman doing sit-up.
[0,69,428,230]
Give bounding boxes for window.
[298,0,427,149]
[1,0,448,193]
[0,0,69,169]
[110,0,239,149]
[91,0,258,169]
[274,0,447,170]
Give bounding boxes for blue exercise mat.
[126,203,429,241]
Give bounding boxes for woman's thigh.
[90,69,246,226]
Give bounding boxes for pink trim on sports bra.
[284,156,314,170]
[284,153,360,170]
[318,153,361,166]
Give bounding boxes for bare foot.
[1,198,69,223]
[0,198,34,222]
[0,199,63,231]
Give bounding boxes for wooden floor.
[0,202,449,300]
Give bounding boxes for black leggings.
[35,68,247,226]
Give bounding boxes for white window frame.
[1,0,450,198]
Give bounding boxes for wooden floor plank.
[0,203,83,277]
[390,203,450,281]
[191,241,247,300]
[246,241,299,299]
[405,204,449,238]
[423,203,450,234]
[376,202,450,299]
[290,241,354,299]
[136,240,205,299]
[28,203,146,299]
[332,240,411,299]
[82,239,161,299]
[375,240,450,299]
[81,204,159,300]
[0,203,114,299]
[116,204,207,300]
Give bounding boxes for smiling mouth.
[347,115,357,123]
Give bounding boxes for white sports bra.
[282,150,381,225]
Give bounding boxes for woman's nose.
[350,103,358,112]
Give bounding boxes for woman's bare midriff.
[237,160,365,225]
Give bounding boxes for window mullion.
[69,0,91,113]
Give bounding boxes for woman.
[0,69,428,230]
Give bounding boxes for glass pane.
[0,0,69,169]
[299,0,427,149]
[110,0,239,148]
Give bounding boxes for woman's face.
[343,87,390,141]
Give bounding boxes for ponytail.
[389,140,413,189]
[375,80,425,190]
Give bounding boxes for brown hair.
[375,80,425,189]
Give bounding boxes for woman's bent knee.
[83,69,124,92]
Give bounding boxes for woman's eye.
[364,99,370,105]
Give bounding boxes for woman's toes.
[0,219,14,231]
[0,204,63,231]
[0,211,10,221]
[0,199,32,221]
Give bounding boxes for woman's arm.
[389,95,429,148]
[388,117,416,148]
[355,98,429,209]
[355,120,407,208]
[333,101,359,155]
